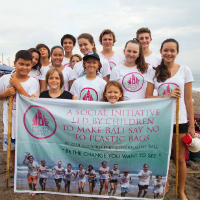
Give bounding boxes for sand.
[0,93,200,200]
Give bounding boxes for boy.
[136,28,161,68]
[98,29,124,70]
[120,170,132,197]
[38,160,49,191]
[60,34,76,67]
[0,50,39,168]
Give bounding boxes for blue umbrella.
[0,64,14,74]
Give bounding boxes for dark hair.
[79,164,83,168]
[154,38,179,82]
[99,29,116,45]
[136,27,151,38]
[41,160,46,163]
[27,155,34,160]
[67,163,72,167]
[50,46,64,55]
[83,58,102,75]
[88,165,93,169]
[15,50,32,62]
[61,34,76,46]
[28,48,42,74]
[36,43,51,59]
[77,33,97,53]
[143,163,149,168]
[156,175,162,179]
[101,161,107,166]
[101,81,124,101]
[124,39,148,74]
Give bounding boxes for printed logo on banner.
[122,72,144,92]
[80,88,98,101]
[109,61,116,70]
[158,83,179,95]
[23,105,57,139]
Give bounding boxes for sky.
[0,0,200,71]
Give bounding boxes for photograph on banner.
[15,95,175,199]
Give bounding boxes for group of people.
[0,27,195,200]
[23,154,165,198]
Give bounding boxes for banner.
[15,95,175,200]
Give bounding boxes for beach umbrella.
[0,64,14,74]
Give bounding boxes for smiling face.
[71,56,80,68]
[31,52,39,67]
[14,58,32,77]
[160,41,178,64]
[124,42,140,64]
[137,33,152,49]
[47,71,61,90]
[83,57,100,75]
[78,38,94,55]
[51,48,64,66]
[62,38,74,53]
[105,85,122,103]
[102,161,107,168]
[101,34,114,50]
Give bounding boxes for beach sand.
[0,93,200,200]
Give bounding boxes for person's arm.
[0,86,16,100]
[184,82,195,138]
[72,171,78,181]
[68,80,74,90]
[22,156,28,166]
[51,168,55,176]
[103,75,110,82]
[40,80,47,93]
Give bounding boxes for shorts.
[55,178,62,184]
[88,179,97,184]
[39,178,47,183]
[27,174,38,184]
[99,179,109,183]
[138,184,149,190]
[78,178,86,183]
[173,123,188,134]
[110,179,118,183]
[64,179,71,184]
[3,134,15,151]
[121,187,129,193]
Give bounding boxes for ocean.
[192,70,200,92]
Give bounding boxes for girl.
[98,29,124,70]
[153,175,165,199]
[86,165,97,195]
[38,160,49,191]
[145,38,194,200]
[51,161,65,192]
[120,170,132,197]
[28,48,42,79]
[39,67,76,99]
[70,53,106,101]
[72,33,110,82]
[72,164,86,194]
[39,46,73,93]
[69,54,82,69]
[63,163,75,193]
[110,39,152,101]
[99,161,110,196]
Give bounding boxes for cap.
[83,52,100,61]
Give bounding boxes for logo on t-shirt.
[23,106,57,139]
[64,63,70,67]
[109,61,116,70]
[122,72,144,92]
[80,88,98,101]
[158,83,179,95]
[79,70,86,77]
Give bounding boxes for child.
[72,33,110,82]
[145,38,194,200]
[22,154,39,194]
[110,39,152,100]
[69,54,82,69]
[38,160,49,191]
[120,170,132,197]
[60,34,76,67]
[109,164,121,196]
[70,53,106,101]
[98,29,124,70]
[63,163,75,193]
[39,46,74,92]
[51,161,65,192]
[136,28,161,68]
[99,161,110,195]
[0,50,39,168]
[28,48,42,79]
[101,81,124,103]
[72,164,86,194]
[86,165,97,195]
[153,175,165,199]
[138,163,152,198]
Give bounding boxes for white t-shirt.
[153,180,165,194]
[70,76,106,101]
[86,169,96,180]
[120,175,131,188]
[64,169,75,181]
[26,161,39,176]
[145,53,161,68]
[0,74,39,139]
[138,170,152,185]
[99,166,110,180]
[38,65,50,80]
[147,65,194,124]
[28,69,40,80]
[39,65,73,91]
[110,169,120,180]
[77,169,86,182]
[71,58,110,79]
[52,166,65,179]
[110,64,152,101]
[39,165,49,178]
[98,52,125,70]
[62,57,70,67]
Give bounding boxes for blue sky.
[0,0,200,71]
